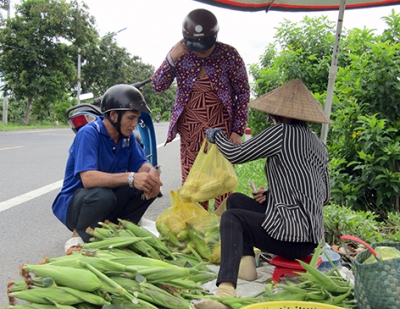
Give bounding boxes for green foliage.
[234,158,267,196]
[0,0,97,124]
[329,111,400,215]
[249,10,400,216]
[323,203,400,244]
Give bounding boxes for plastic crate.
[241,301,344,309]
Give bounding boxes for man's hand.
[133,171,163,200]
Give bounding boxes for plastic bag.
[156,189,222,264]
[156,189,208,249]
[180,139,238,202]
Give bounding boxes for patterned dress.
[177,75,231,210]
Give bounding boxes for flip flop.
[64,236,84,255]
[331,243,363,258]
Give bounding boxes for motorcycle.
[65,78,159,168]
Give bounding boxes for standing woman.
[152,8,250,210]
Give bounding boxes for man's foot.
[193,299,230,309]
[64,236,84,255]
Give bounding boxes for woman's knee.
[226,192,247,210]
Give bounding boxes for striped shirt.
[215,123,330,244]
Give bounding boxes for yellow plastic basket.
[241,301,345,309]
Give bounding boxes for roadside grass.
[0,122,68,131]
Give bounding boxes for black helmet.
[182,9,219,52]
[101,84,150,114]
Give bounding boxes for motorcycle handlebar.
[131,78,152,90]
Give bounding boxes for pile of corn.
[3,219,219,309]
[156,190,221,263]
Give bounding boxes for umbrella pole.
[320,0,346,144]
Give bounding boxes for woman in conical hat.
[194,79,331,309]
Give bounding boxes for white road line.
[0,180,63,212]
[0,138,179,213]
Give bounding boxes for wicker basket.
[341,235,400,309]
[241,301,344,309]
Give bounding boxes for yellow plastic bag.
[156,189,222,264]
[180,139,238,202]
[156,189,208,249]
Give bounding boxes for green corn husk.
[48,255,137,275]
[118,219,175,259]
[1,304,76,309]
[9,287,88,305]
[22,264,102,292]
[82,236,146,250]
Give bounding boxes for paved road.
[0,123,181,306]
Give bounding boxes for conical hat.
[249,79,332,124]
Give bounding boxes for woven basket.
[341,235,400,309]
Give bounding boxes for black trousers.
[66,186,155,242]
[217,192,316,288]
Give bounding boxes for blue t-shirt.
[52,117,148,226]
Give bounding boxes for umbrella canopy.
[193,0,400,143]
[194,0,400,12]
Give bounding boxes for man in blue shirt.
[52,84,163,254]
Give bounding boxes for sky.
[9,0,400,70]
[77,0,399,71]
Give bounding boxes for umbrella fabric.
[194,0,400,12]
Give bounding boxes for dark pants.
[217,192,316,288]
[66,186,155,242]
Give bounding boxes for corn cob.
[2,304,76,309]
[118,219,175,259]
[139,280,191,309]
[82,236,146,250]
[48,255,137,275]
[9,286,107,305]
[78,260,138,304]
[22,264,102,292]
[137,266,199,282]
[110,256,178,269]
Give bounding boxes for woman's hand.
[250,183,266,204]
[170,39,189,63]
[229,132,242,144]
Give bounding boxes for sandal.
[331,243,364,259]
[64,236,84,255]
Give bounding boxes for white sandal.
[64,236,84,254]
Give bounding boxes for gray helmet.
[182,9,219,52]
[101,84,151,114]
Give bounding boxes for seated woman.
[195,78,331,309]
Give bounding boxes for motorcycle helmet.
[101,84,150,114]
[101,84,151,137]
[182,9,219,52]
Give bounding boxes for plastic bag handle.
[340,235,377,256]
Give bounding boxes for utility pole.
[2,0,11,124]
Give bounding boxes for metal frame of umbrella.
[194,0,400,143]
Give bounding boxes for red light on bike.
[68,113,97,130]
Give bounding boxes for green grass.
[0,122,68,131]
[234,158,267,196]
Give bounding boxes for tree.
[249,12,400,215]
[0,0,97,124]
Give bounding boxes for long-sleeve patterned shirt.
[152,42,250,144]
[215,123,330,244]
